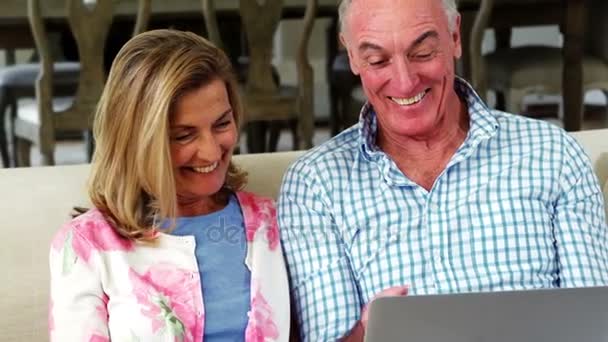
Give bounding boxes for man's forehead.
[346,0,447,44]
[349,0,442,13]
[348,0,445,27]
[356,30,440,54]
[347,0,444,21]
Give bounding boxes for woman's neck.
[176,194,229,217]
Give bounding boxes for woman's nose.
[196,135,221,161]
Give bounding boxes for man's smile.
[388,89,429,106]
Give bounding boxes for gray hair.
[338,0,459,35]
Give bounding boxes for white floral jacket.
[49,191,290,342]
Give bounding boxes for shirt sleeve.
[278,160,362,341]
[49,224,110,341]
[553,133,608,287]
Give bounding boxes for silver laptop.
[365,286,608,342]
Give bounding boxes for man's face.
[342,0,462,138]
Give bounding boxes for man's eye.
[412,51,434,60]
[368,59,386,67]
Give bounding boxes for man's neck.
[378,99,469,190]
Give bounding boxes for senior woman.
[48,29,289,341]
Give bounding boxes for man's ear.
[340,33,360,75]
[452,14,462,59]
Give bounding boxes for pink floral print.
[245,280,279,341]
[51,209,134,269]
[96,293,109,325]
[238,192,280,250]
[49,192,288,341]
[88,335,109,342]
[129,263,203,342]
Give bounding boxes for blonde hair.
[89,29,246,242]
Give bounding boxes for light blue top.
[171,194,250,341]
[278,77,608,341]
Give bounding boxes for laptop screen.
[365,286,608,342]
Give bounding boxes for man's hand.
[341,285,409,342]
[361,285,409,329]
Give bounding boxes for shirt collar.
[357,77,498,161]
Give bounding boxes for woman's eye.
[215,120,231,129]
[172,133,192,142]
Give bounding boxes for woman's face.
[169,78,238,214]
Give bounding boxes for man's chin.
[389,115,437,137]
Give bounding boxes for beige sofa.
[2,129,608,341]
[1,151,303,342]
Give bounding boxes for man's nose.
[196,134,221,161]
[391,57,419,93]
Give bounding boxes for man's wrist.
[340,319,365,342]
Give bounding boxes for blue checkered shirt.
[278,78,608,341]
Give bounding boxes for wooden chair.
[12,0,150,167]
[243,0,317,152]
[470,0,608,129]
[203,0,317,152]
[328,50,361,136]
[0,63,80,168]
[201,0,223,50]
[0,33,81,168]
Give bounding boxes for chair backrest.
[29,0,112,142]
[28,0,150,146]
[133,0,151,37]
[585,0,608,61]
[468,0,569,95]
[294,0,317,149]
[469,0,494,93]
[201,0,317,149]
[239,0,284,95]
[239,0,317,148]
[201,0,224,51]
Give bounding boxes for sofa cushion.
[0,150,303,342]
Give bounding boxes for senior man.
[278,0,608,340]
